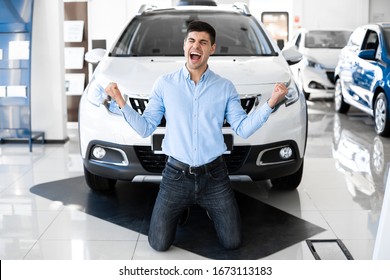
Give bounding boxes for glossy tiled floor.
[0,99,389,260]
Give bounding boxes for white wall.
[299,0,369,30]
[87,0,129,51]
[370,0,390,22]
[31,0,67,141]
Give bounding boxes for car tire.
[374,92,390,136]
[370,136,385,176]
[84,165,116,192]
[334,78,350,113]
[270,160,304,190]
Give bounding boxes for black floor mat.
[30,176,324,259]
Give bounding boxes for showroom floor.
[0,99,388,260]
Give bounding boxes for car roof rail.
[176,0,217,6]
[137,4,157,15]
[232,2,251,15]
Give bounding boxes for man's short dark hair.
[186,21,216,45]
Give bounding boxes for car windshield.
[305,30,351,49]
[110,11,276,56]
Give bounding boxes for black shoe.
[178,207,190,226]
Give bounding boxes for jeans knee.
[222,239,242,250]
[219,231,242,250]
[148,236,171,252]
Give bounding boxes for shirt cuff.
[120,103,131,112]
[263,101,274,113]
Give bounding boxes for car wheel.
[334,79,350,113]
[83,165,116,192]
[270,160,304,190]
[374,92,390,137]
[371,136,385,176]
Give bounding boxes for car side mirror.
[281,46,302,65]
[85,48,106,64]
[358,49,376,60]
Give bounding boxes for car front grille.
[326,71,335,84]
[129,97,167,126]
[129,96,257,127]
[134,145,250,173]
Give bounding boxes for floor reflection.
[307,99,389,226]
[332,113,388,219]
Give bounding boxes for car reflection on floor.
[332,113,389,220]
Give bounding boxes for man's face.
[183,31,216,72]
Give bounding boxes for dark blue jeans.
[148,160,242,251]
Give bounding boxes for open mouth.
[190,51,201,62]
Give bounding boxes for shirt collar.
[182,64,211,82]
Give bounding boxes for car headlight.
[86,78,107,106]
[273,80,300,111]
[85,78,122,115]
[285,82,300,106]
[304,57,324,70]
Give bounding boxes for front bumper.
[302,68,335,97]
[84,139,303,182]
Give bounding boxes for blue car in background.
[334,23,390,136]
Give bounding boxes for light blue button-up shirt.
[120,65,273,166]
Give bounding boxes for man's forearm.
[120,104,158,138]
[233,102,273,139]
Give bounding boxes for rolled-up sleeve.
[225,83,273,139]
[120,79,165,138]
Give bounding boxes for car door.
[338,27,365,105]
[352,29,380,111]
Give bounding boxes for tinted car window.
[383,27,390,54]
[110,11,276,56]
[304,30,350,49]
[362,30,379,50]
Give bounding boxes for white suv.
[79,2,307,191]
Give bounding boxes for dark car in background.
[334,23,390,136]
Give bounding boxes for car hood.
[94,56,292,97]
[302,48,342,68]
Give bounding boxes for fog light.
[279,147,292,159]
[92,146,106,159]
